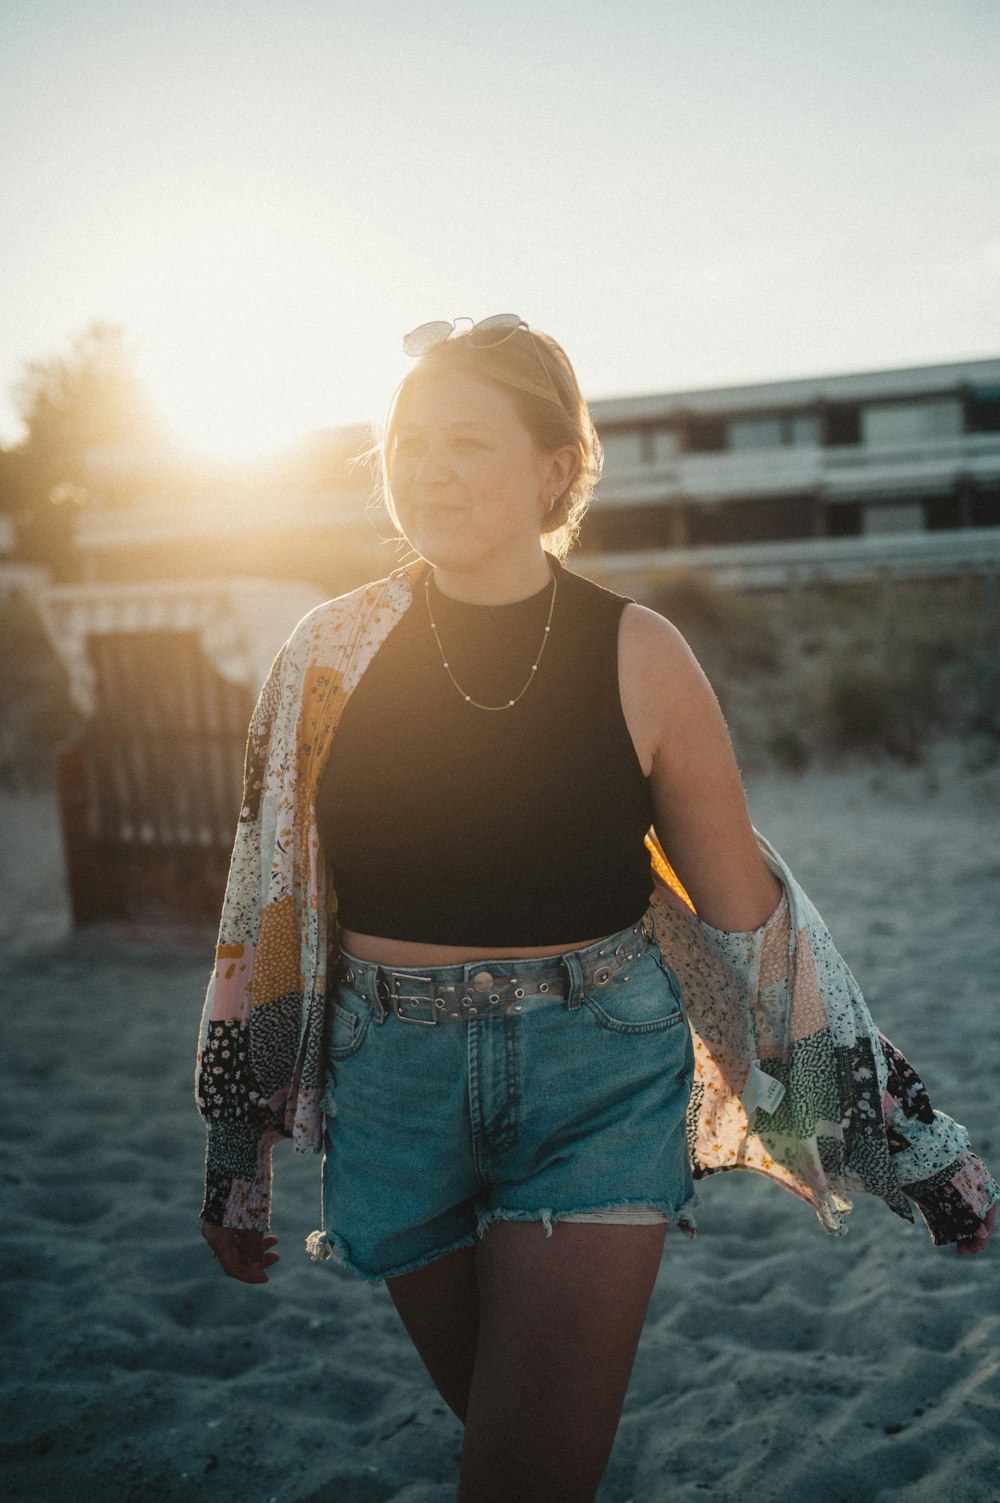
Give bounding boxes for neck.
[429,545,553,605]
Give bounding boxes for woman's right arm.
[200,1221,281,1283]
[195,643,290,1280]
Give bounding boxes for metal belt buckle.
[392,997,439,1026]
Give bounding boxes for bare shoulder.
[619,601,781,930]
[619,602,720,773]
[619,600,704,678]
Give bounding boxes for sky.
[1,0,998,459]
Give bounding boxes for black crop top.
[314,556,656,946]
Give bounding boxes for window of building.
[687,495,816,545]
[727,414,820,451]
[787,415,820,446]
[598,430,647,471]
[823,405,861,446]
[653,427,679,463]
[924,495,964,531]
[683,417,727,453]
[967,387,1000,433]
[861,502,925,535]
[581,504,687,552]
[599,430,644,471]
[825,502,862,536]
[972,488,1000,526]
[728,417,784,451]
[861,399,963,446]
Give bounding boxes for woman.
[197,316,996,1503]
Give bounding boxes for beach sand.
[2,758,998,1502]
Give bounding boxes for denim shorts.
[311,908,697,1284]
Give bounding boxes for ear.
[543,444,580,502]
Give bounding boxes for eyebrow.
[395,420,494,434]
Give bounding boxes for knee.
[459,1471,598,1503]
[459,1427,606,1503]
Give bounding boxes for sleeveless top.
[314,555,655,946]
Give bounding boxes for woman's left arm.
[621,603,995,1256]
[620,602,781,932]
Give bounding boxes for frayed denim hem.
[474,1190,701,1242]
[305,1226,479,1286]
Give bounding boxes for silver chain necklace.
[424,567,558,711]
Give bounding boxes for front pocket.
[326,991,375,1061]
[581,947,685,1035]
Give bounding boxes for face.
[388,370,573,571]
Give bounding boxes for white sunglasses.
[402,313,528,357]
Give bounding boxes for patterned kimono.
[195,560,998,1249]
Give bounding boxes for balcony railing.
[596,432,1000,506]
[579,526,1000,592]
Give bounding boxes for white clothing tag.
[741,1062,786,1117]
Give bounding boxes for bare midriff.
[337,928,614,968]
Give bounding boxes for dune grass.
[640,569,1000,772]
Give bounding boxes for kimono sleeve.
[877,1032,999,1246]
[649,839,999,1248]
[194,643,290,1231]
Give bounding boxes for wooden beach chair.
[37,579,327,941]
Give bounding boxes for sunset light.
[4,4,997,462]
[4,5,1000,1500]
[139,314,380,464]
[125,194,402,461]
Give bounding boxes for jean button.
[473,971,493,992]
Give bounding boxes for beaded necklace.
[423,567,558,711]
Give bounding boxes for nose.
[414,446,453,485]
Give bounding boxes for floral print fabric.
[195,559,999,1246]
[646,835,998,1244]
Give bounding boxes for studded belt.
[335,911,655,1025]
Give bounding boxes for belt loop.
[561,949,584,1010]
[372,965,389,1024]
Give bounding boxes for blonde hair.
[377,325,603,561]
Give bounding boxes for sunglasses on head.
[401,314,563,407]
[402,314,529,357]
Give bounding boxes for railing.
[577,527,1000,592]
[595,432,1000,505]
[74,487,373,547]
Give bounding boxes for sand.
[2,757,998,1503]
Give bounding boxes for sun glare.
[129,199,397,462]
[140,318,393,464]
[142,333,332,462]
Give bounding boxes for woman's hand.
[956,1202,995,1257]
[201,1219,280,1283]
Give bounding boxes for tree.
[2,322,166,579]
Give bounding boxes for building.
[583,356,1000,587]
[65,356,1000,594]
[69,424,387,594]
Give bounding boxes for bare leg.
[459,1219,667,1503]
[385,1243,480,1422]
